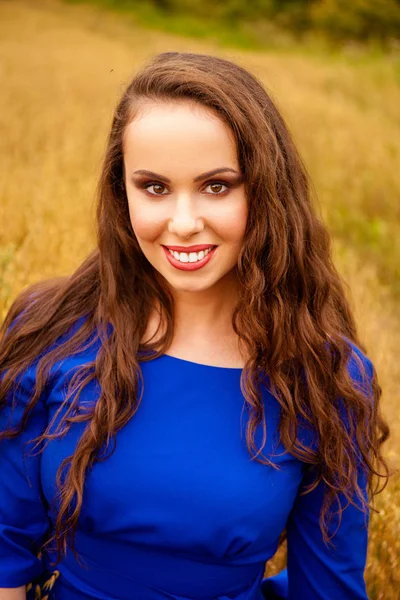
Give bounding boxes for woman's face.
[123,100,248,295]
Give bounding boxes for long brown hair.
[0,51,391,565]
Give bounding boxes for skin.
[0,587,25,599]
[123,100,248,366]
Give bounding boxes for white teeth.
[168,247,214,263]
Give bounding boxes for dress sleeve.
[0,359,50,587]
[260,345,373,600]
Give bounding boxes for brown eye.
[143,183,168,196]
[205,182,229,195]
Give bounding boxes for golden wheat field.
[0,0,399,597]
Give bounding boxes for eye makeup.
[140,179,237,197]
[130,173,245,197]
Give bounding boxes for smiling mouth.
[165,246,216,263]
[162,245,218,270]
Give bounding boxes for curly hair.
[0,51,391,566]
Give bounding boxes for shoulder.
[295,337,375,452]
[2,304,101,400]
[342,337,375,399]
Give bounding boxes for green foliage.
[151,0,400,42]
[67,0,400,43]
[311,0,400,42]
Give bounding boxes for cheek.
[128,202,165,242]
[217,203,248,243]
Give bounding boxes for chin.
[169,282,213,293]
[165,275,219,293]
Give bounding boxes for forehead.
[123,100,239,170]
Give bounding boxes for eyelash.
[140,180,231,197]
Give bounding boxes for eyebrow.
[131,167,240,183]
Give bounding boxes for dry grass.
[0,1,399,597]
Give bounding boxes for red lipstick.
[163,244,216,252]
[162,245,217,271]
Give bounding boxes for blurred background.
[0,0,399,597]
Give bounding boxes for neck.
[170,271,240,336]
[143,269,242,349]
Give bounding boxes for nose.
[167,194,204,239]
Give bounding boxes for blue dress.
[0,318,371,599]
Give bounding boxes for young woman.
[0,51,390,600]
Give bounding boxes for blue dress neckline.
[160,352,244,371]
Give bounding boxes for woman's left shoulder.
[342,337,375,393]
